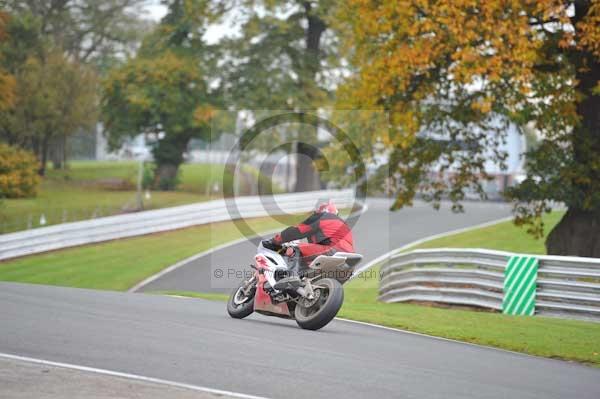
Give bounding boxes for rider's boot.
[273,248,302,290]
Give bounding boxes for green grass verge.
[0,214,304,291]
[45,161,232,194]
[410,211,565,254]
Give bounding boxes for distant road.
[139,198,512,293]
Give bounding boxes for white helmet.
[315,199,338,215]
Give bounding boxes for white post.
[136,158,144,210]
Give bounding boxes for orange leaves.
[336,0,600,230]
[0,11,14,111]
[471,96,494,114]
[193,104,215,125]
[338,0,589,139]
[0,71,15,111]
[389,110,419,148]
[0,11,9,41]
[0,143,40,199]
[577,1,600,59]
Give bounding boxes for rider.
[264,199,354,277]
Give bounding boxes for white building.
[424,114,526,199]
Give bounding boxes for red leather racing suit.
[272,212,354,262]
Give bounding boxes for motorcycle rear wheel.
[227,278,255,319]
[295,278,343,330]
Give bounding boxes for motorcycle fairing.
[253,253,291,316]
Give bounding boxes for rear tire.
[227,279,255,319]
[295,278,343,331]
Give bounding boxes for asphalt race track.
[139,198,513,293]
[1,282,599,399]
[3,199,599,398]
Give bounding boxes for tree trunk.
[62,133,67,168]
[51,135,65,170]
[291,3,327,192]
[294,141,321,192]
[546,209,600,257]
[545,2,600,257]
[155,163,179,189]
[31,137,39,162]
[304,2,326,77]
[38,133,50,176]
[151,133,190,191]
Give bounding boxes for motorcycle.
[227,240,363,330]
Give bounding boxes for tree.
[102,0,220,190]
[4,0,151,66]
[0,11,15,111]
[0,2,149,170]
[339,0,600,257]
[1,49,98,175]
[0,14,98,175]
[221,0,340,191]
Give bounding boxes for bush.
[0,143,40,198]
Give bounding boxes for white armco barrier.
[378,248,600,322]
[0,190,356,261]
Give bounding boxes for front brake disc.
[302,289,322,308]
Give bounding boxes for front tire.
[295,278,343,330]
[227,278,255,319]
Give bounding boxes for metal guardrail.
[378,248,600,322]
[0,190,355,261]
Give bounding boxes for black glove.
[262,239,281,251]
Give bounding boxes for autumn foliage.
[0,11,15,111]
[0,143,40,198]
[339,0,600,256]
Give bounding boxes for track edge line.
[0,352,270,399]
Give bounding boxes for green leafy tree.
[1,49,98,175]
[102,0,221,190]
[0,14,98,175]
[0,11,15,111]
[0,2,148,170]
[222,0,340,191]
[338,0,600,257]
[4,0,150,66]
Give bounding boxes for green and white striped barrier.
[379,248,600,321]
[502,255,538,316]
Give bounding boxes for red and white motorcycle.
[227,240,363,330]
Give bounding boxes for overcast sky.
[142,1,237,44]
[144,1,167,21]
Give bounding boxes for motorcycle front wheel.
[227,277,256,319]
[295,278,343,331]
